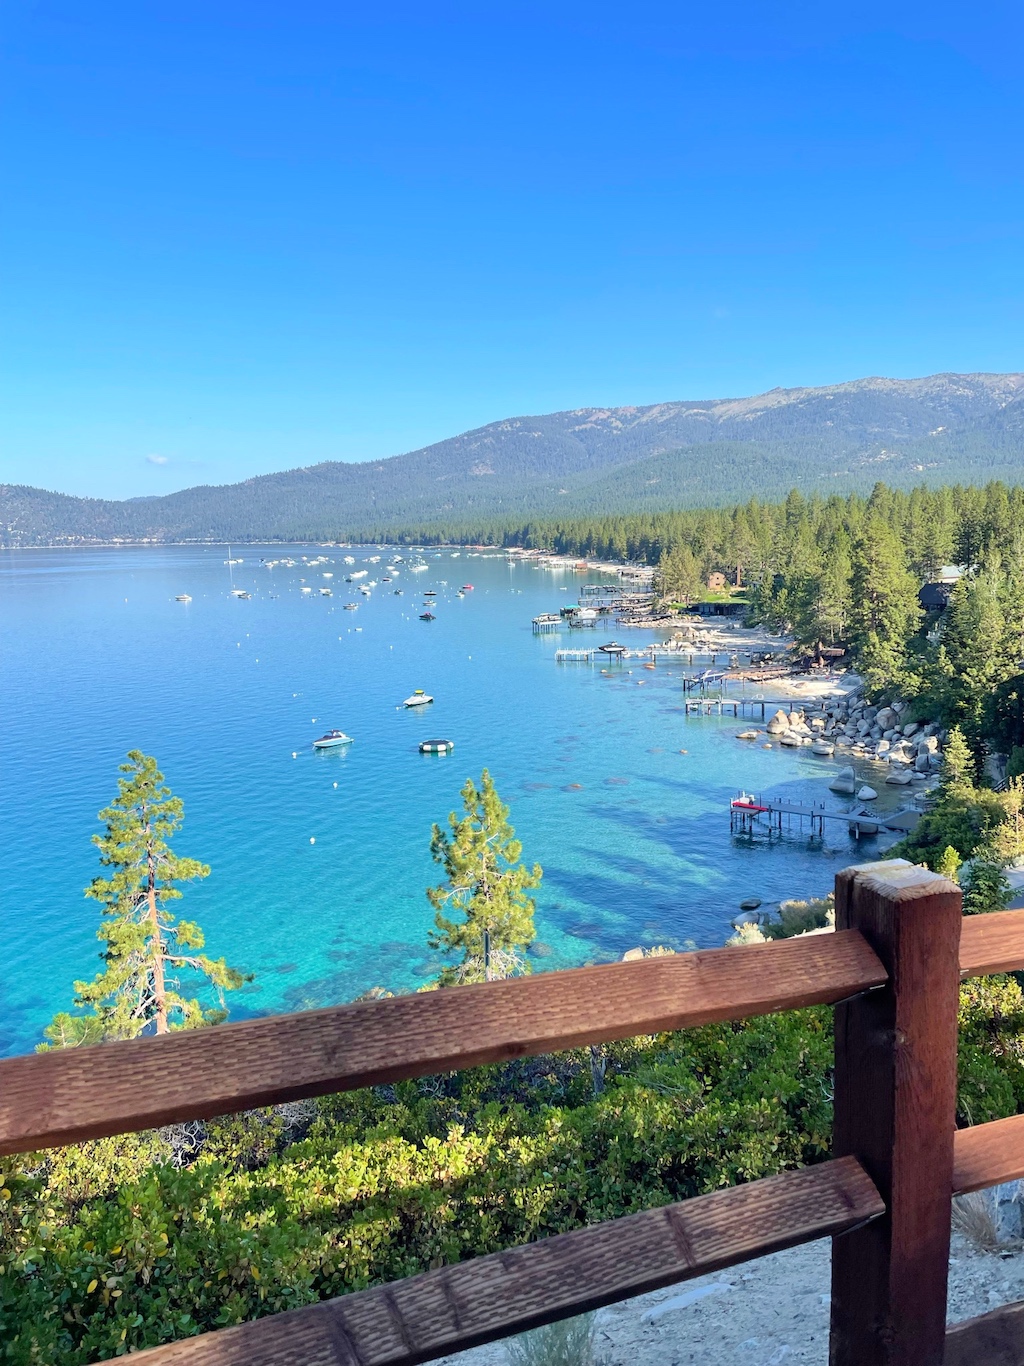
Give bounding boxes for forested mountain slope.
[4,372,1024,545]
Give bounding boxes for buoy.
[292,752,297,758]
[333,782,338,788]
[310,837,316,844]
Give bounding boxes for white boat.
[347,570,368,580]
[312,729,353,749]
[320,587,333,596]
[404,689,434,707]
[322,572,333,578]
[230,588,251,598]
[300,586,313,594]
[343,602,358,610]
[175,594,192,602]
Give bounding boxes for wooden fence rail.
[4,857,1024,1366]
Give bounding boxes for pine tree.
[849,516,922,695]
[656,543,701,605]
[43,751,247,1047]
[427,769,541,985]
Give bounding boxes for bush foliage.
[4,973,1024,1363]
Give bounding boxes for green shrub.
[2,979,1023,1363]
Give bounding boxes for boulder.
[876,740,891,756]
[736,730,760,740]
[917,735,939,755]
[739,897,762,911]
[621,947,646,962]
[830,766,858,795]
[766,709,790,735]
[811,741,835,756]
[928,753,943,770]
[903,722,920,738]
[886,770,913,785]
[915,752,931,772]
[858,785,878,801]
[892,701,906,714]
[875,706,895,730]
[779,734,801,746]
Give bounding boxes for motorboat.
[313,730,353,749]
[461,584,474,590]
[300,586,313,594]
[404,690,434,707]
[230,589,251,598]
[347,570,368,581]
[423,590,437,596]
[175,594,192,602]
[419,611,436,620]
[343,602,358,610]
[319,587,333,596]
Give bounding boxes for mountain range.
[4,372,1024,546]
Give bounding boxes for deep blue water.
[0,545,884,1056]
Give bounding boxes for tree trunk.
[147,881,168,1035]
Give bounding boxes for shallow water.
[0,545,886,1054]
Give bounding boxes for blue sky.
[2,2,1024,498]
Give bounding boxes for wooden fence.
[4,858,1024,1364]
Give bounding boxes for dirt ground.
[438,1234,1024,1366]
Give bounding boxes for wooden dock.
[730,794,921,838]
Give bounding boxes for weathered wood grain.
[945,1300,1024,1366]
[0,929,886,1155]
[954,1114,1024,1195]
[959,909,1024,978]
[830,859,962,1366]
[102,1156,883,1366]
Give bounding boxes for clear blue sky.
[2,2,1023,498]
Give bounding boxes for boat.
[300,586,313,594]
[382,577,392,583]
[419,611,436,620]
[419,739,454,754]
[731,792,769,813]
[404,690,434,707]
[347,570,368,581]
[423,590,437,597]
[322,572,333,579]
[319,587,333,596]
[461,584,474,591]
[393,589,403,595]
[343,602,358,610]
[313,730,353,749]
[175,594,192,602]
[230,588,251,598]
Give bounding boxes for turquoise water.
[0,545,880,1056]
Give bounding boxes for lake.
[0,544,877,1055]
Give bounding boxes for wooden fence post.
[829,858,962,1366]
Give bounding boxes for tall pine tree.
[427,769,541,985]
[44,751,247,1047]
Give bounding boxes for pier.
[729,794,920,838]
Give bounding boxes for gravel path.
[439,1234,1024,1366]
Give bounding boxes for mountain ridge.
[5,372,1024,546]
